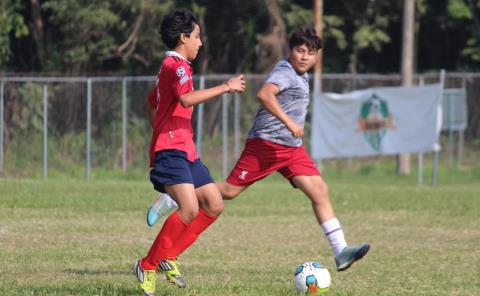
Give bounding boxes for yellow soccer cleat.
[158,259,187,288]
[133,260,157,296]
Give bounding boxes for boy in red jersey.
[147,26,369,274]
[134,9,245,296]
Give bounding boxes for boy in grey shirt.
[248,58,310,147]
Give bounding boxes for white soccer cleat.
[146,193,178,226]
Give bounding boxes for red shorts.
[226,138,320,187]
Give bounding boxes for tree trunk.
[255,0,288,72]
[198,12,209,74]
[313,0,323,92]
[30,0,45,69]
[398,0,415,175]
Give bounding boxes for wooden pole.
[313,0,323,168]
[313,0,323,95]
[398,0,415,175]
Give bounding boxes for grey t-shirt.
[247,59,310,147]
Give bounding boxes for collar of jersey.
[165,51,191,64]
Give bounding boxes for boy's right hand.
[226,75,246,93]
[286,120,304,138]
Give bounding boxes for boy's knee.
[208,201,224,216]
[220,185,242,200]
[222,190,238,200]
[179,208,199,223]
[201,197,224,217]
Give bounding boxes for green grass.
[0,170,479,295]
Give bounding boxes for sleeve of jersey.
[147,87,157,107]
[169,62,192,98]
[265,66,294,92]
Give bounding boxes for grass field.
[0,167,479,295]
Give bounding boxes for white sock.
[321,218,347,257]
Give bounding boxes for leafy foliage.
[0,0,29,67]
[9,83,44,133]
[448,0,472,19]
[40,0,174,73]
[1,0,480,73]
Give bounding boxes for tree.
[455,0,480,67]
[29,0,45,69]
[2,0,480,74]
[41,0,174,73]
[255,0,288,72]
[0,0,29,70]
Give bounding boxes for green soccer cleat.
[158,259,187,288]
[133,260,157,296]
[335,243,370,272]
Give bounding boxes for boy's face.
[183,24,202,61]
[288,44,318,74]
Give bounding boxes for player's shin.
[170,209,217,257]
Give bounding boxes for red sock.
[141,211,187,270]
[170,209,217,258]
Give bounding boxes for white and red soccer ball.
[293,261,331,294]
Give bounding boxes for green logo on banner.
[356,94,395,151]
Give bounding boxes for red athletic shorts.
[226,138,320,187]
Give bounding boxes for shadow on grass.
[64,268,132,276]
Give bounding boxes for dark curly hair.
[161,9,200,49]
[289,26,323,51]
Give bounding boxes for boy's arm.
[145,88,157,127]
[257,83,304,137]
[178,75,245,107]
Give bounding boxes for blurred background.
[0,0,479,180]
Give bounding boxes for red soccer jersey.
[148,51,197,166]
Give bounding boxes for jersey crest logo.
[239,170,248,180]
[176,66,186,77]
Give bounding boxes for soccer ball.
[293,262,331,294]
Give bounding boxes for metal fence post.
[233,92,241,160]
[312,67,323,169]
[418,153,424,186]
[347,73,356,169]
[43,84,48,179]
[122,78,127,172]
[431,151,439,186]
[222,93,229,179]
[432,70,445,186]
[458,76,467,165]
[0,81,3,171]
[196,75,205,157]
[458,130,464,165]
[417,75,424,186]
[448,90,455,167]
[86,79,92,179]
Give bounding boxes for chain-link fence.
[0,72,478,179]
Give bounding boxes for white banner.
[311,84,442,159]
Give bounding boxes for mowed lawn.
[0,172,479,296]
